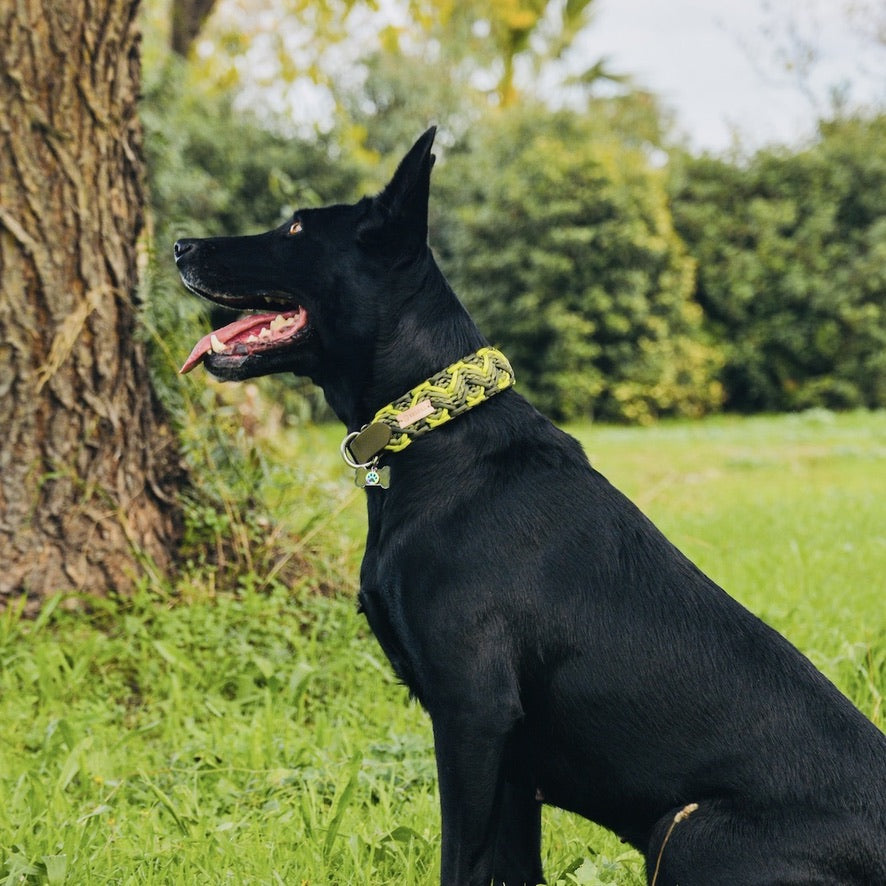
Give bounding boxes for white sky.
[574,0,884,151]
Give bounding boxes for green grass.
[1,411,884,885]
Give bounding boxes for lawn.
[1,410,884,885]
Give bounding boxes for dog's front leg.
[491,779,544,885]
[431,709,520,886]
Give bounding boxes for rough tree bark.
[0,0,184,607]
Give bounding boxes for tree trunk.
[0,0,184,607]
[171,0,218,57]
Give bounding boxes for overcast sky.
[575,0,883,152]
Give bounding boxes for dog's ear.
[359,127,437,249]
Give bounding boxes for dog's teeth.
[210,334,227,354]
[246,334,260,343]
[270,314,287,332]
[259,327,272,340]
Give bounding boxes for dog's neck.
[321,252,488,432]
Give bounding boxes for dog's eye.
[289,219,303,236]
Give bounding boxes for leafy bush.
[142,61,365,241]
[670,113,886,412]
[433,106,724,422]
[141,67,886,433]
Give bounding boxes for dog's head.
[174,127,438,389]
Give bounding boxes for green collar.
[340,346,514,488]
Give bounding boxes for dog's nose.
[173,239,195,262]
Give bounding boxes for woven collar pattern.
[374,346,515,452]
[343,346,515,471]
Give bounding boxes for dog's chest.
[357,576,426,702]
[357,520,428,697]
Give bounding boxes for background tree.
[142,0,716,427]
[670,112,886,412]
[400,0,599,107]
[171,0,218,56]
[434,106,723,423]
[185,0,604,135]
[0,0,183,606]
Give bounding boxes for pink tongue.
[179,310,304,374]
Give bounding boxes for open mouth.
[179,307,309,374]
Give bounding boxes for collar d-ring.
[340,430,373,469]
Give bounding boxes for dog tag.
[355,465,390,489]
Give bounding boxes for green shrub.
[670,113,886,412]
[434,107,724,422]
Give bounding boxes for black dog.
[175,128,886,885]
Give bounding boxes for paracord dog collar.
[340,346,515,488]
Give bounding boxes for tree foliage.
[170,0,604,131]
[143,66,364,241]
[141,0,885,425]
[670,113,886,412]
[434,106,724,422]
[399,0,598,106]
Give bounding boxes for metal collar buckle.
[340,430,390,488]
